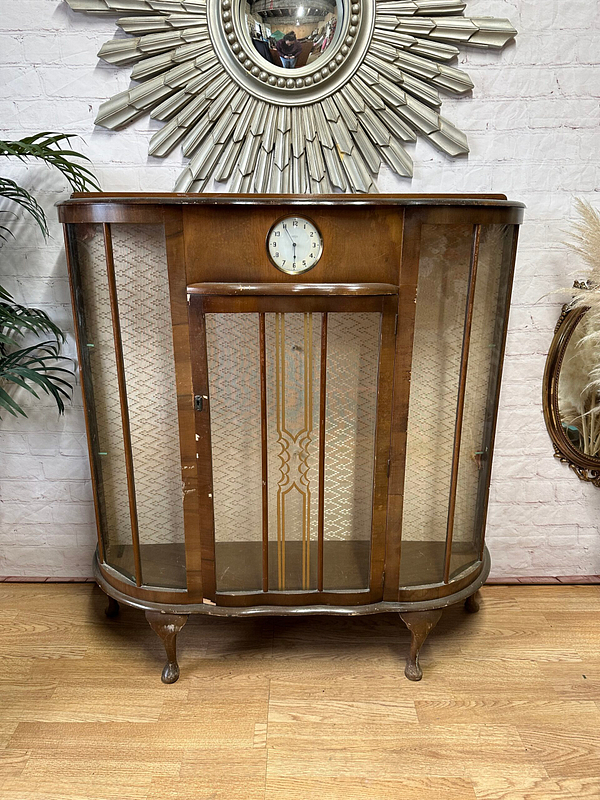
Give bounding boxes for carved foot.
[465,591,481,614]
[104,595,120,618]
[145,610,188,684]
[399,609,443,681]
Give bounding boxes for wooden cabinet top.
[57,192,525,220]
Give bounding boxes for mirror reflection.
[558,312,600,459]
[243,0,341,70]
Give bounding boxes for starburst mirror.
[65,0,517,192]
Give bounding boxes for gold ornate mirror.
[66,0,517,192]
[543,297,600,487]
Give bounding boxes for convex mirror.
[242,0,341,71]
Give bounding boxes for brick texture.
[0,0,599,578]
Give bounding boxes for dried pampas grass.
[558,200,600,457]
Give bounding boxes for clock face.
[267,216,323,275]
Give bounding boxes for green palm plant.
[0,132,99,417]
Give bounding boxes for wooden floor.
[1,584,600,800]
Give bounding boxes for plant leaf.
[0,177,48,237]
[0,132,100,193]
[0,385,27,416]
[0,285,66,343]
[0,340,74,418]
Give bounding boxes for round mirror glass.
[241,0,342,71]
[557,311,600,459]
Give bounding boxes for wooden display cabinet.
[58,193,523,682]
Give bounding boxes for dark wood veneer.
[59,193,522,681]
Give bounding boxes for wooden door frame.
[188,286,397,607]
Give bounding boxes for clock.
[267,216,323,275]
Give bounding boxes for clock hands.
[284,225,297,269]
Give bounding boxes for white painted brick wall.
[0,0,599,578]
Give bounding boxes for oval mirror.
[242,0,342,71]
[543,304,600,486]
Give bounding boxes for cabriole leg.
[465,591,481,613]
[399,609,443,681]
[104,595,120,618]
[145,610,188,684]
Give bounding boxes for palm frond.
[0,284,65,353]
[0,177,48,237]
[0,220,16,242]
[0,341,73,417]
[0,131,96,420]
[0,132,100,193]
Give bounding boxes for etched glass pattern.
[110,224,186,588]
[206,309,382,593]
[75,224,186,588]
[206,313,264,592]
[266,312,321,591]
[323,312,380,590]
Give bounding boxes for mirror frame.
[210,0,372,104]
[543,303,600,487]
[64,0,518,192]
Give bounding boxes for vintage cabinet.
[58,193,523,682]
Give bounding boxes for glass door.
[188,286,397,606]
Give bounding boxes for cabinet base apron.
[94,547,490,683]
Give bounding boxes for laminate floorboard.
[0,584,599,800]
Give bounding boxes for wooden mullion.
[368,296,397,598]
[317,312,328,592]
[188,295,217,600]
[383,210,421,600]
[259,313,269,593]
[443,224,482,584]
[163,209,204,601]
[102,223,143,587]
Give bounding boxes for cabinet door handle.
[194,395,205,412]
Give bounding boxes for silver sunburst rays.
[65,0,517,192]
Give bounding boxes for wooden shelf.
[187,283,399,296]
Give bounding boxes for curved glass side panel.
[72,224,135,582]
[451,224,516,577]
[70,223,186,589]
[399,224,474,587]
[110,224,186,589]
